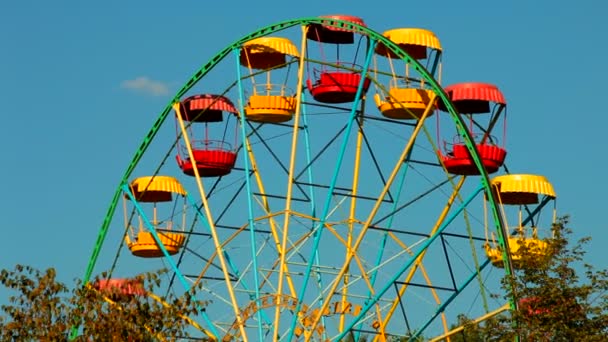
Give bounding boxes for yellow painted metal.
[185,208,384,337]
[252,213,382,303]
[485,175,556,269]
[375,28,442,58]
[128,176,186,202]
[146,292,217,341]
[127,231,185,258]
[192,209,310,290]
[304,94,437,341]
[428,303,510,342]
[240,37,300,70]
[251,212,317,292]
[367,230,451,341]
[240,37,299,124]
[93,288,168,341]
[374,88,436,120]
[372,27,441,128]
[273,26,308,342]
[259,225,313,290]
[374,176,465,341]
[243,134,298,297]
[341,109,364,333]
[173,102,249,342]
[490,174,556,205]
[124,176,187,258]
[96,285,217,341]
[285,219,384,339]
[330,119,386,336]
[244,94,296,122]
[485,236,551,268]
[387,230,451,304]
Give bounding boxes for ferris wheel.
[84,16,559,341]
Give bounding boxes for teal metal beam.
[233,47,265,342]
[408,195,554,340]
[334,185,484,341]
[123,185,219,338]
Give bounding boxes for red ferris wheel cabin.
[175,94,239,177]
[438,82,508,175]
[305,15,371,104]
[93,278,146,301]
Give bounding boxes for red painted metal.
[438,82,506,114]
[443,143,507,175]
[306,15,366,44]
[307,71,371,104]
[177,146,237,177]
[438,82,508,175]
[305,15,370,103]
[180,94,238,122]
[176,94,239,177]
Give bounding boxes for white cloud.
[120,76,170,96]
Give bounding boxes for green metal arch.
[82,16,516,336]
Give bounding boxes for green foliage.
[0,267,206,341]
[0,266,70,341]
[1,216,605,341]
[448,314,511,342]
[451,217,608,341]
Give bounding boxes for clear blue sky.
[1,0,606,308]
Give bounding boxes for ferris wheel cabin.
[484,174,557,268]
[92,278,146,301]
[305,15,372,104]
[518,297,551,318]
[240,37,299,123]
[373,28,442,120]
[175,94,239,178]
[123,176,187,258]
[439,82,508,175]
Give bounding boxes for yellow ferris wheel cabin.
[484,174,557,268]
[374,28,442,120]
[124,176,188,258]
[240,37,300,123]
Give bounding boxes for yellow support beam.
[341,106,364,333]
[274,25,309,341]
[428,303,510,342]
[174,103,248,342]
[243,135,298,298]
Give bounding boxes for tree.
[0,266,207,341]
[451,216,608,341]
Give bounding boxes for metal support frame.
[81,17,514,342]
